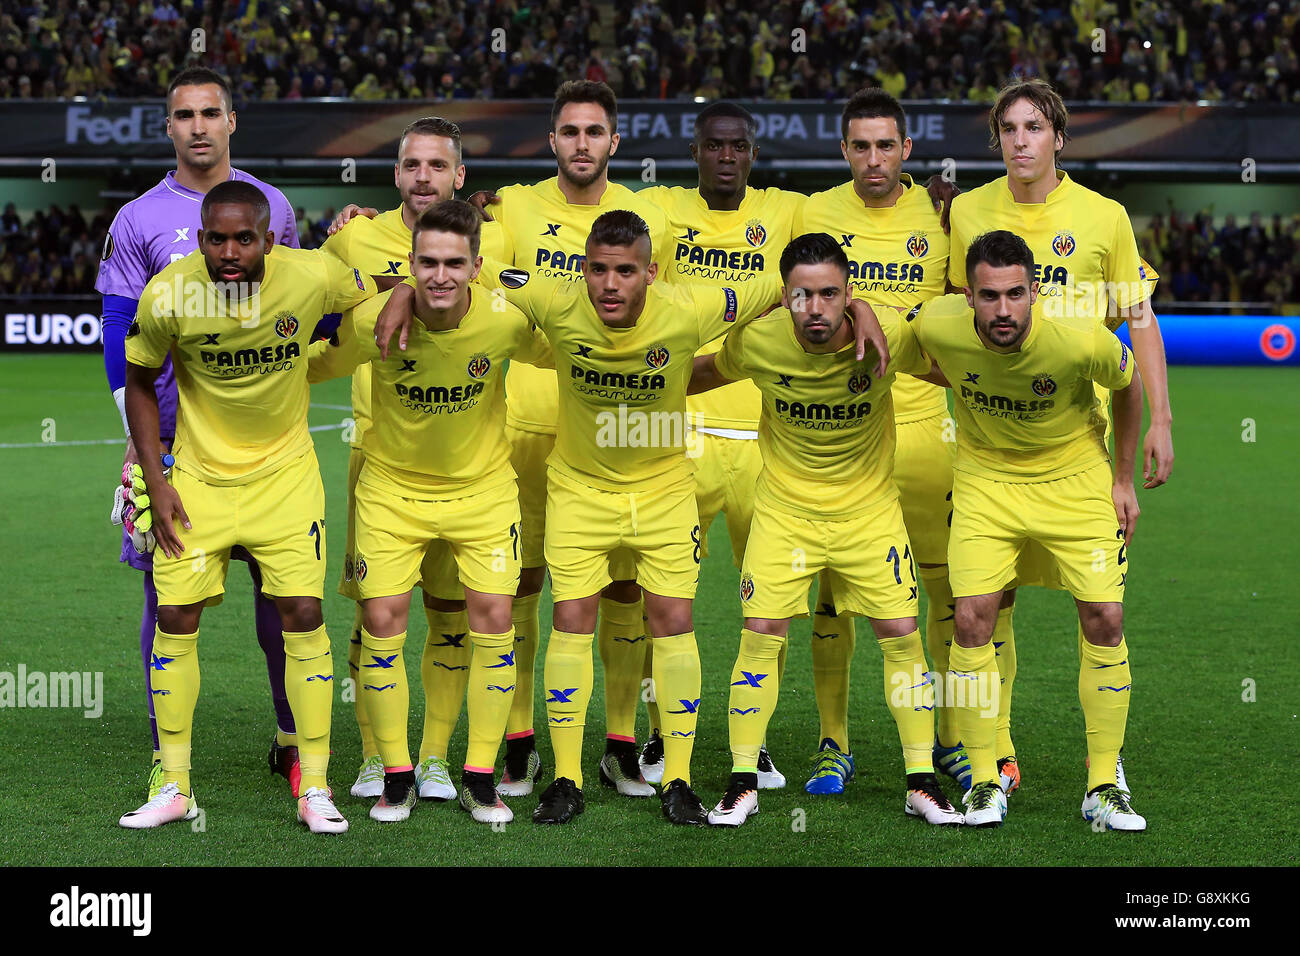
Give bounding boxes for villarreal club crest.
[645,344,671,370]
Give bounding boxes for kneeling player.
[690,233,964,828]
[310,200,552,824]
[118,181,378,833]
[911,230,1146,830]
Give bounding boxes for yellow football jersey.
[908,293,1135,482]
[948,172,1149,330]
[797,175,950,423]
[479,261,781,491]
[642,184,806,431]
[479,178,673,437]
[320,206,412,447]
[128,247,377,484]
[307,286,548,499]
[715,309,929,519]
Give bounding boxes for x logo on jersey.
[963,372,980,384]
[573,344,593,358]
[433,631,466,648]
[776,374,793,387]
[382,260,403,275]
[400,359,417,372]
[542,223,561,236]
[547,687,578,703]
[668,698,701,714]
[839,234,855,247]
[172,228,190,243]
[202,333,220,345]
[730,671,768,688]
[364,654,397,669]
[680,227,701,242]
[150,653,174,671]
[488,651,516,668]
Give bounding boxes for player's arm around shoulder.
[690,321,748,394]
[882,304,938,382]
[504,303,556,370]
[308,306,377,384]
[315,247,380,312]
[475,257,565,330]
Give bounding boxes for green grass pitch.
[1,354,1296,867]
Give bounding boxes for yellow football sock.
[993,605,1017,758]
[283,625,335,792]
[505,592,541,738]
[879,629,935,775]
[653,631,701,786]
[543,629,593,788]
[348,605,377,759]
[358,628,409,774]
[727,628,784,771]
[418,605,470,761]
[920,565,958,747]
[597,596,645,742]
[950,640,1000,786]
[1080,637,1132,792]
[465,629,516,772]
[642,634,660,735]
[811,594,855,751]
[152,627,199,795]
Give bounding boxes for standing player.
[795,89,966,795]
[118,181,378,832]
[910,231,1145,831]
[689,232,964,828]
[309,201,552,824]
[97,67,303,801]
[472,82,673,800]
[320,117,474,802]
[376,211,889,824]
[947,79,1172,794]
[634,101,807,789]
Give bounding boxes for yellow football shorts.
[949,462,1127,604]
[693,432,761,568]
[545,466,700,602]
[1012,393,1111,591]
[153,450,326,606]
[339,448,463,602]
[740,495,920,621]
[506,424,553,570]
[893,413,955,567]
[353,472,522,600]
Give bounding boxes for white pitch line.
[0,437,125,449]
[2,418,348,449]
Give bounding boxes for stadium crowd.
[2,0,1300,104]
[4,198,1297,306]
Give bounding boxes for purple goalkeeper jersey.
[97,168,298,570]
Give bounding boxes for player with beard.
[119,181,378,832]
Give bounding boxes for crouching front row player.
[688,232,965,828]
[307,200,553,826]
[119,180,379,833]
[911,230,1146,831]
